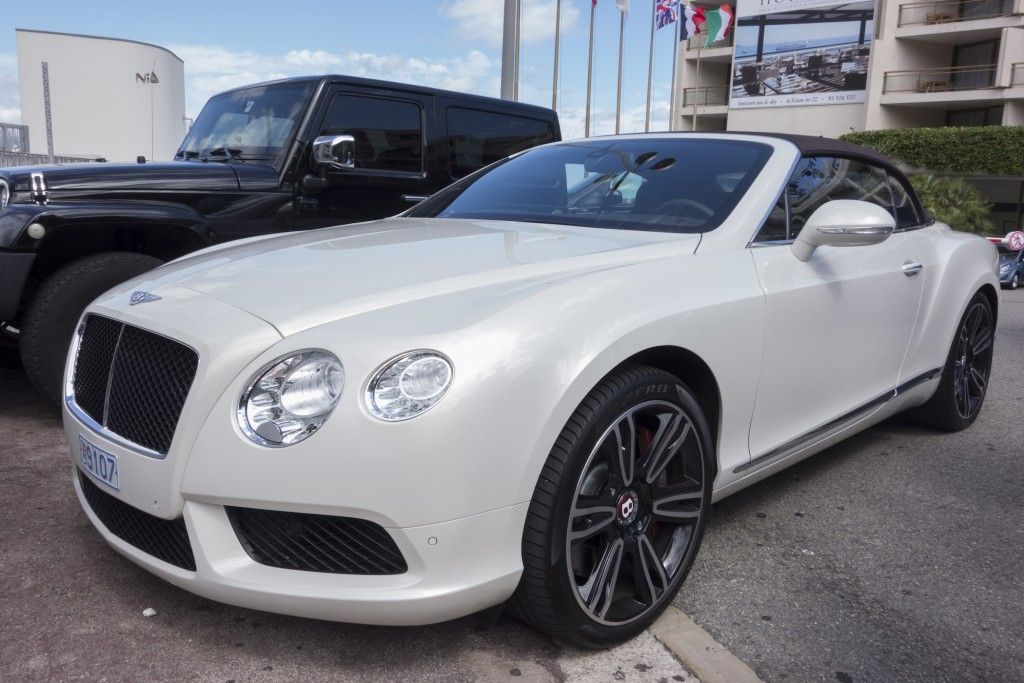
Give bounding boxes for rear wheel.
[510,365,713,648]
[909,292,994,431]
[20,252,163,403]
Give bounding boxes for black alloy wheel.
[951,299,994,422]
[910,292,995,431]
[510,365,713,647]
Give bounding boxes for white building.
[16,29,186,162]
[673,0,1024,135]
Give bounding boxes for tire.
[908,292,994,432]
[510,365,714,648]
[20,252,163,403]
[1012,274,1020,290]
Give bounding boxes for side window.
[753,192,789,242]
[320,94,423,173]
[446,107,555,179]
[788,156,893,232]
[887,174,922,229]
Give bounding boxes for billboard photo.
[730,0,874,109]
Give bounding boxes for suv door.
[295,86,437,228]
[746,156,926,463]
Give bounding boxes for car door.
[294,86,437,229]
[747,156,926,461]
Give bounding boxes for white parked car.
[64,133,998,647]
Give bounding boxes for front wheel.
[510,365,713,648]
[1011,274,1020,290]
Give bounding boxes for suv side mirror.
[312,135,356,171]
[792,199,896,262]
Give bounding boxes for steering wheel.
[652,198,715,221]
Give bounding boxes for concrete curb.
[650,607,763,683]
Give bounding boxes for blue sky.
[0,0,684,139]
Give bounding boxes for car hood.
[1,161,240,193]
[998,257,1017,267]
[140,217,700,336]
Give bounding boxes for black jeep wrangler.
[0,75,560,400]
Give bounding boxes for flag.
[702,4,734,48]
[679,2,706,41]
[655,0,679,29]
[616,0,630,13]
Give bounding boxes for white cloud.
[168,44,499,118]
[441,0,580,47]
[0,54,21,123]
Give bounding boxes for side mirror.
[792,199,896,262]
[312,134,356,171]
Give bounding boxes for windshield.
[998,246,1020,259]
[407,138,773,233]
[175,81,315,167]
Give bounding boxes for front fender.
[2,200,211,250]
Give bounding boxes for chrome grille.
[71,314,198,456]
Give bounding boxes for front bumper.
[70,443,526,625]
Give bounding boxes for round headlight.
[365,351,453,421]
[238,350,344,447]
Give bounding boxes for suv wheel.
[20,252,163,404]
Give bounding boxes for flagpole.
[644,3,656,132]
[692,43,702,131]
[513,0,521,101]
[552,0,562,110]
[669,19,679,130]
[585,1,596,137]
[500,0,520,100]
[615,9,625,134]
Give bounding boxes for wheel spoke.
[644,416,690,485]
[968,367,987,396]
[610,414,636,488]
[971,334,992,357]
[632,535,669,605]
[569,495,616,543]
[581,537,624,619]
[651,481,703,523]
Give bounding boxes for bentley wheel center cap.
[616,491,640,525]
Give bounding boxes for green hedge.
[839,126,1024,176]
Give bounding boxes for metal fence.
[897,0,1016,26]
[882,64,999,93]
[684,33,734,51]
[682,86,730,107]
[0,151,100,167]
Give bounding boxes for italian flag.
[702,4,734,48]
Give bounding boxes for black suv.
[0,75,560,400]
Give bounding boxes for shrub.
[840,126,1024,176]
[910,175,994,234]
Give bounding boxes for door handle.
[401,194,429,203]
[901,260,924,277]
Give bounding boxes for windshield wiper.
[200,147,242,162]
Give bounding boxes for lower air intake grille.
[78,470,196,571]
[226,507,407,575]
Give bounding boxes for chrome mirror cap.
[312,134,356,171]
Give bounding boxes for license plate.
[79,435,119,490]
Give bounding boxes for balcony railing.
[882,64,998,93]
[0,151,99,167]
[897,0,1016,26]
[684,33,734,51]
[1013,62,1024,86]
[682,86,730,107]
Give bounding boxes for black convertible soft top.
[724,131,890,166]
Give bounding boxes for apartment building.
[673,0,1024,135]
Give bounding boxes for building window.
[946,106,1003,127]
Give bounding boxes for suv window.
[446,107,555,179]
[754,156,903,242]
[321,94,423,173]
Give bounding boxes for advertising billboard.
[729,0,874,109]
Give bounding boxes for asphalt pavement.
[1,289,1021,682]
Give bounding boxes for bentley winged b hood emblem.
[129,291,161,306]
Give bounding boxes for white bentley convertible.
[64,133,998,647]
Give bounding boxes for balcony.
[682,33,735,63]
[881,64,1008,107]
[1013,62,1024,86]
[682,86,730,107]
[896,0,1023,41]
